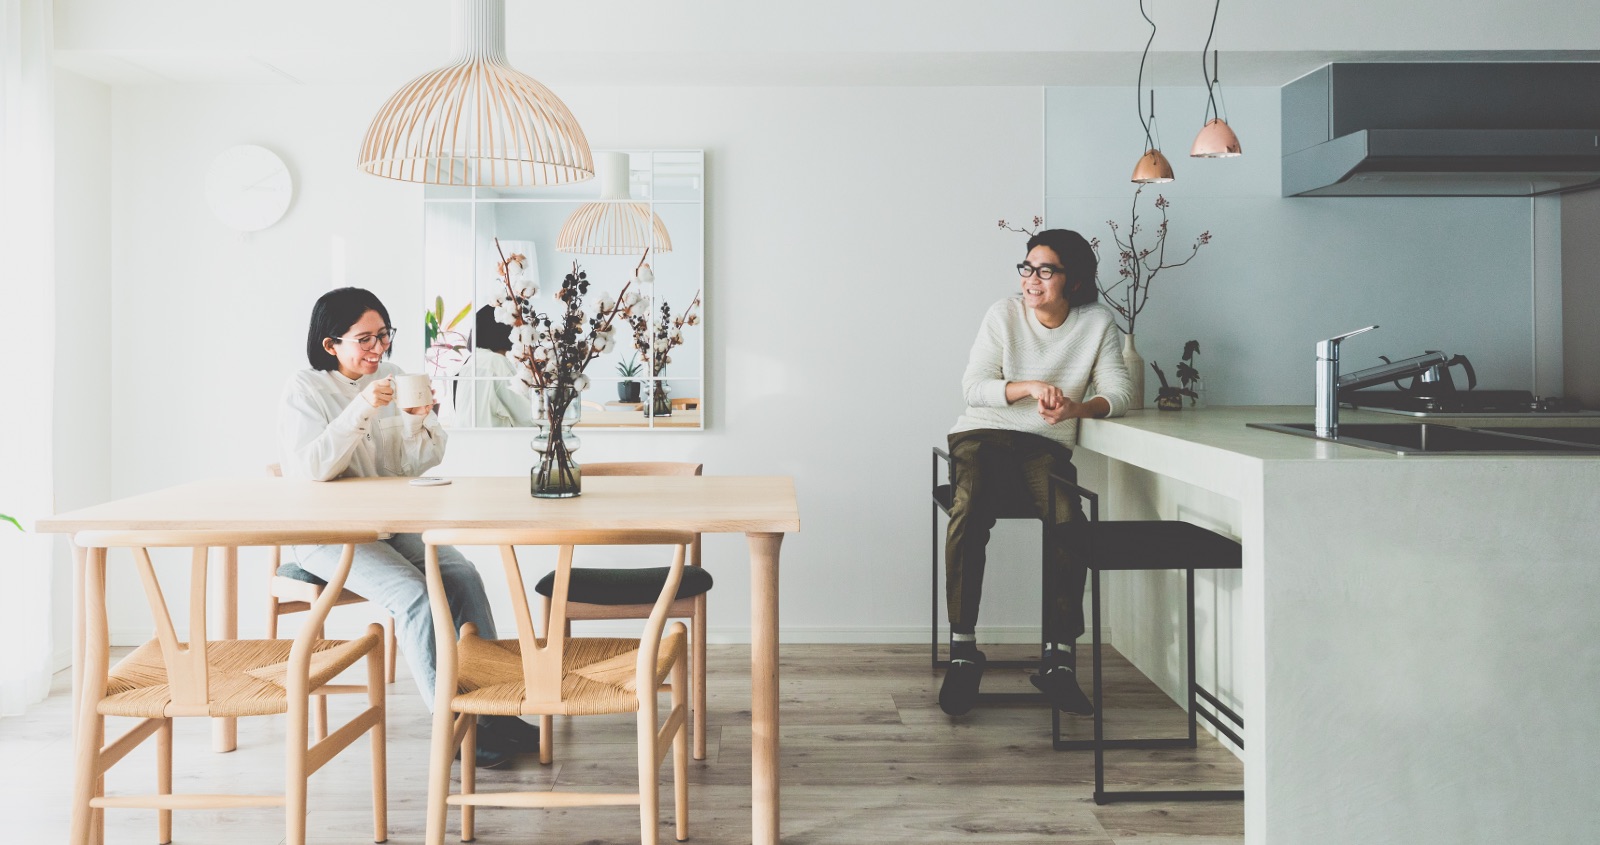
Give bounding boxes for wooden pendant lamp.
[556,152,673,255]
[357,0,594,187]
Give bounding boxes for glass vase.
[530,383,583,498]
[644,380,673,417]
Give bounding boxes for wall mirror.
[421,149,705,430]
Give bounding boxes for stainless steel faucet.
[1315,325,1378,437]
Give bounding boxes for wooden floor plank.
[12,643,1242,844]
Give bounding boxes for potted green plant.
[616,353,643,403]
[1151,340,1202,411]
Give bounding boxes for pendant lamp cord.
[1201,0,1223,121]
[1137,0,1157,149]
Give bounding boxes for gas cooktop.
[1341,390,1595,417]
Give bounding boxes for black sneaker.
[1031,665,1094,715]
[480,716,541,755]
[939,649,986,716]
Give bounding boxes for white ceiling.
[52,0,1600,87]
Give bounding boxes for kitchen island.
[1072,407,1600,845]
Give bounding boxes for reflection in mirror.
[423,150,704,430]
[473,305,534,427]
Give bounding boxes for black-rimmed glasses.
[1017,262,1063,281]
[332,328,397,351]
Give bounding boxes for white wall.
[51,71,114,669]
[101,83,1045,644]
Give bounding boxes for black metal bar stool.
[930,446,1050,703]
[1047,470,1245,805]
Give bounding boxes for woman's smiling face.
[322,309,390,380]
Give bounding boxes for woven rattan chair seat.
[100,633,381,718]
[452,631,686,717]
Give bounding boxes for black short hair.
[476,304,513,353]
[1026,229,1099,307]
[305,287,392,370]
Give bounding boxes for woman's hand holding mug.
[393,374,435,415]
[361,376,395,409]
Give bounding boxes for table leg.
[212,546,238,753]
[747,532,783,845]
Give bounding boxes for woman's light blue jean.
[294,534,496,705]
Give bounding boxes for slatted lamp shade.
[556,152,673,255]
[357,0,594,187]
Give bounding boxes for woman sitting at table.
[941,230,1134,717]
[278,286,536,767]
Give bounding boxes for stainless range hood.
[1282,63,1600,198]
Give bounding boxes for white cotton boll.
[622,291,641,308]
[663,355,672,366]
[517,324,537,345]
[532,346,549,362]
[494,302,516,325]
[591,335,610,353]
[597,293,616,312]
[635,264,655,284]
[510,341,527,358]
[672,332,683,344]
[686,314,699,326]
[573,374,591,392]
[519,284,538,299]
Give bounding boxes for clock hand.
[238,169,285,191]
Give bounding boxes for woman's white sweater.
[949,298,1133,448]
[278,361,447,481]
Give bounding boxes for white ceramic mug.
[392,374,433,410]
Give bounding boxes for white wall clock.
[204,144,293,231]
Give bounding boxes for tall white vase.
[1122,332,1145,410]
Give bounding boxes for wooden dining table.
[40,474,800,845]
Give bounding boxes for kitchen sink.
[1247,422,1600,455]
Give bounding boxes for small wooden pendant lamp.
[556,152,673,255]
[357,0,594,187]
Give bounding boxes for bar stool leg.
[1092,568,1106,804]
[1187,568,1198,747]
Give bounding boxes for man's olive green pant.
[945,428,1087,642]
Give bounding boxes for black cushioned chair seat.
[534,566,714,606]
[276,563,327,586]
[1053,520,1243,572]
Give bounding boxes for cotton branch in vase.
[489,238,637,492]
[1090,186,1211,336]
[625,289,701,379]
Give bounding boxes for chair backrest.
[582,461,702,478]
[421,528,693,712]
[74,529,379,709]
[580,463,703,566]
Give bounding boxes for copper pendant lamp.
[1190,0,1242,159]
[357,0,594,187]
[1131,0,1174,184]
